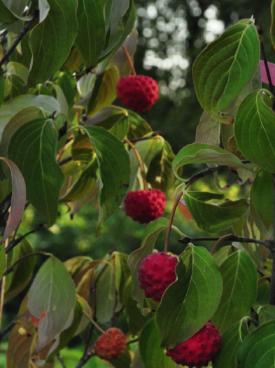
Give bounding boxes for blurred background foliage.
[2,1,271,365]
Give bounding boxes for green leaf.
[0,94,60,140]
[85,126,130,223]
[172,143,247,181]
[27,257,76,349]
[238,321,275,367]
[8,118,64,225]
[0,1,17,25]
[75,0,106,67]
[128,217,169,304]
[213,318,249,368]
[258,305,275,325]
[85,106,129,140]
[147,140,175,192]
[185,191,248,233]
[271,0,275,49]
[5,240,36,302]
[28,0,78,84]
[88,66,120,115]
[212,250,257,333]
[140,319,177,368]
[156,245,223,347]
[193,19,260,117]
[129,135,164,189]
[235,89,275,173]
[100,0,136,59]
[93,258,117,324]
[251,170,273,228]
[127,110,152,140]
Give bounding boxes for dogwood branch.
[0,12,38,67]
[179,234,270,249]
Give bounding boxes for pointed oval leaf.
[28,0,78,84]
[251,170,273,228]
[85,126,130,223]
[193,19,260,116]
[75,0,106,67]
[27,257,76,349]
[212,250,257,333]
[140,319,177,368]
[156,245,223,347]
[185,191,248,233]
[235,89,275,173]
[213,318,249,368]
[172,143,247,181]
[8,118,64,225]
[238,321,275,367]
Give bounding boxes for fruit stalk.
[123,46,136,75]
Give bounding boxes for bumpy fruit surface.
[124,189,166,224]
[166,322,221,367]
[138,252,178,301]
[95,328,127,360]
[117,75,159,112]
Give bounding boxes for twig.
[123,46,136,75]
[0,12,38,67]
[5,224,45,253]
[126,131,163,144]
[3,251,51,276]
[56,353,67,368]
[125,138,148,190]
[179,234,270,249]
[59,156,73,166]
[75,352,95,368]
[0,240,8,327]
[164,192,183,252]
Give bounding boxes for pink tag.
[260,60,275,86]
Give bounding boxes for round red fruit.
[117,75,159,112]
[138,252,178,301]
[166,322,221,367]
[95,327,127,360]
[124,189,166,224]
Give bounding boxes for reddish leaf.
[0,157,26,240]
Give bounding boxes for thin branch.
[56,353,67,368]
[258,26,275,96]
[3,251,51,276]
[127,131,163,144]
[164,191,183,252]
[59,156,73,166]
[75,352,95,368]
[0,12,38,67]
[179,234,270,249]
[5,224,45,253]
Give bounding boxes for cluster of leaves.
[1,0,275,368]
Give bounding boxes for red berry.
[124,189,166,224]
[117,75,159,112]
[166,322,221,367]
[95,328,127,360]
[138,252,178,301]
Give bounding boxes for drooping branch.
[3,251,50,276]
[179,234,270,249]
[164,191,183,252]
